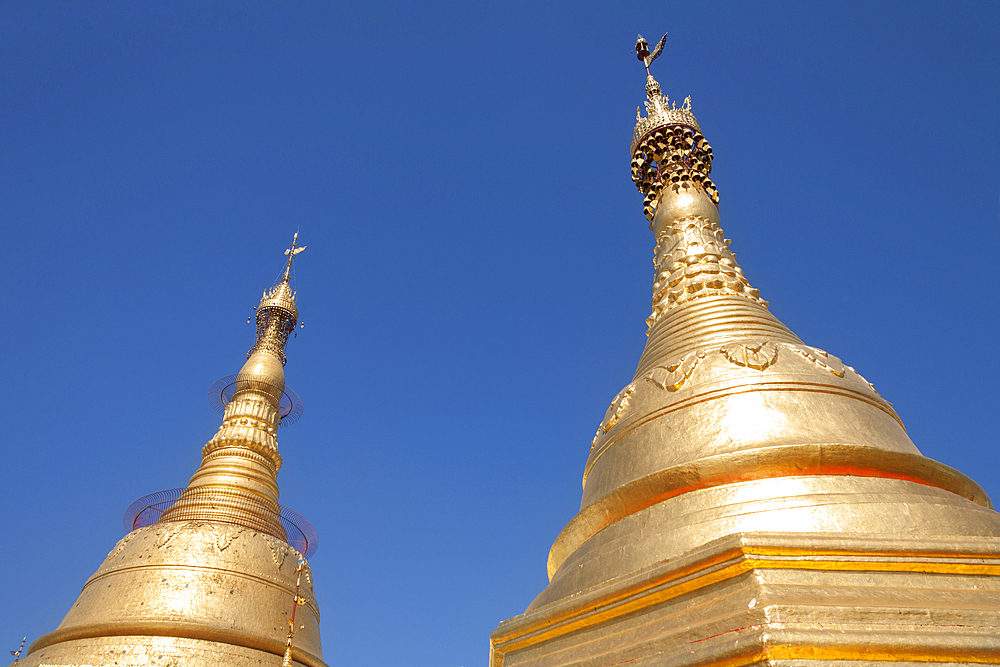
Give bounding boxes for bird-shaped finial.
[635,31,668,77]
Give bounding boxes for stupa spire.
[628,37,767,332]
[247,232,305,365]
[491,31,1000,667]
[20,237,327,667]
[157,235,305,535]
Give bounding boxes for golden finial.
[281,231,307,284]
[246,234,306,365]
[634,31,667,77]
[630,33,701,152]
[629,30,712,221]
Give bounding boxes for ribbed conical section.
[158,350,288,538]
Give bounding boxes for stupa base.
[491,532,1000,667]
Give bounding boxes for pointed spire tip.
[281,233,306,284]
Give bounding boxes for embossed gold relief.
[721,341,778,370]
[645,349,706,390]
[593,340,893,457]
[28,521,324,667]
[123,521,316,586]
[789,343,845,377]
[644,342,779,392]
[266,533,293,570]
[847,363,891,405]
[591,384,636,449]
[646,216,766,328]
[640,339,880,401]
[154,520,189,549]
[104,529,141,561]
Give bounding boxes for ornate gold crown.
[629,76,717,221]
[630,76,701,156]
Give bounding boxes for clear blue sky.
[1,2,998,665]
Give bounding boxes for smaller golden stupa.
[491,32,1000,666]
[17,235,327,667]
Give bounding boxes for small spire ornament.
[629,29,714,221]
[281,231,306,284]
[634,31,668,77]
[10,637,26,663]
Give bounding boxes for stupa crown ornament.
[631,33,701,160]
[627,33,764,329]
[630,37,714,222]
[249,232,306,365]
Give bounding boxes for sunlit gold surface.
[493,533,1000,667]
[490,55,1000,666]
[26,523,323,667]
[18,236,325,667]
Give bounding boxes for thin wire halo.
[122,488,318,558]
[208,374,304,427]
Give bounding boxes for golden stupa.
[490,34,1000,666]
[18,235,326,667]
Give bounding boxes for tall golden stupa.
[490,33,1000,666]
[17,235,327,667]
